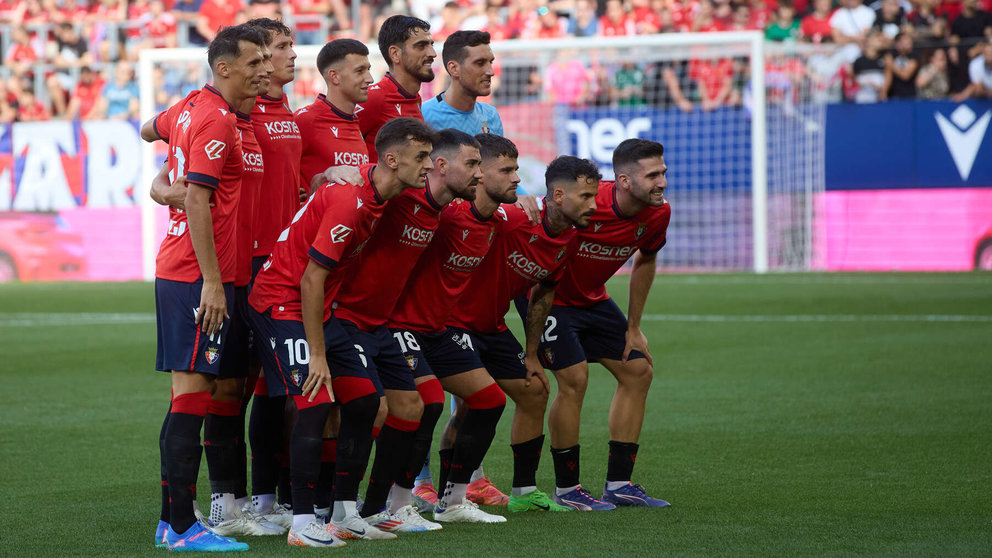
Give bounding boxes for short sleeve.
[639,204,672,255]
[309,190,362,268]
[185,113,235,190]
[490,106,505,136]
[153,109,171,142]
[356,90,381,138]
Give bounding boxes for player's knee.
[390,392,424,421]
[212,378,245,401]
[521,382,549,413]
[619,361,653,391]
[554,367,589,399]
[375,397,389,425]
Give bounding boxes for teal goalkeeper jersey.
[421,94,504,136]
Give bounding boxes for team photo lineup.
[147,13,673,551]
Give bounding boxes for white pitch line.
[0,313,155,327]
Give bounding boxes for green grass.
[1,273,991,556]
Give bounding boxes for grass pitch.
[1,273,991,557]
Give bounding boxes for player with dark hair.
[421,30,503,136]
[296,39,373,195]
[152,23,268,552]
[241,17,302,531]
[330,128,482,534]
[515,138,672,510]
[357,15,435,162]
[247,117,437,547]
[429,156,598,519]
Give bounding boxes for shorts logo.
[544,348,554,363]
[204,139,226,160]
[290,369,303,386]
[517,351,526,365]
[405,355,418,370]
[330,224,353,243]
[636,223,647,239]
[204,347,219,365]
[269,337,277,349]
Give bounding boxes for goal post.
[139,31,826,278]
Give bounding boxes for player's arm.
[140,115,163,142]
[625,249,656,365]
[523,283,554,393]
[185,182,226,336]
[310,165,363,193]
[299,259,336,403]
[149,163,187,209]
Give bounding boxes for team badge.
[204,347,219,365]
[556,247,566,262]
[481,121,489,133]
[488,227,495,245]
[544,348,554,363]
[290,370,303,386]
[636,223,647,238]
[405,355,418,370]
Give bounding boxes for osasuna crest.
[290,370,303,386]
[544,347,554,363]
[636,223,647,239]
[488,227,495,245]
[405,355,418,370]
[204,347,219,365]
[330,224,353,243]
[481,121,489,134]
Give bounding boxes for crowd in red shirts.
[1,0,991,122]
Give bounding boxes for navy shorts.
[155,278,235,374]
[513,296,646,371]
[217,286,251,379]
[251,255,267,284]
[246,308,374,397]
[339,320,416,392]
[394,327,526,380]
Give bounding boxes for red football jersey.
[248,164,385,322]
[295,94,369,192]
[389,199,503,333]
[335,184,445,331]
[152,89,200,143]
[155,84,243,284]
[251,94,302,259]
[554,181,670,307]
[356,73,423,163]
[447,205,575,334]
[236,115,263,286]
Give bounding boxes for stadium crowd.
[1,0,991,121]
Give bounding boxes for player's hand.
[196,280,228,337]
[514,195,543,224]
[165,175,187,210]
[301,358,336,403]
[622,327,653,366]
[322,165,363,187]
[523,353,550,394]
[299,186,308,203]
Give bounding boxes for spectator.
[614,61,647,106]
[545,51,591,105]
[17,88,50,121]
[97,61,139,119]
[12,0,50,26]
[142,0,180,48]
[801,0,835,43]
[599,0,635,36]
[567,0,599,36]
[52,22,92,69]
[65,66,105,120]
[196,0,243,42]
[852,31,887,102]
[713,0,734,28]
[886,32,918,98]
[689,56,740,110]
[693,0,725,32]
[952,39,992,101]
[590,63,613,106]
[645,60,694,111]
[950,0,992,48]
[125,0,153,51]
[748,0,773,31]
[433,1,464,41]
[0,84,15,123]
[5,26,41,68]
[729,4,754,31]
[246,0,280,18]
[907,0,947,42]
[631,0,663,34]
[830,0,876,62]
[524,4,566,38]
[482,3,514,40]
[915,47,950,99]
[872,0,907,45]
[766,1,800,41]
[172,0,207,45]
[287,0,332,45]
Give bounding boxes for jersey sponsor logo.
[636,223,647,238]
[263,120,301,135]
[330,126,339,137]
[462,229,470,240]
[594,223,603,232]
[204,139,226,160]
[445,252,483,271]
[395,103,402,114]
[507,250,550,280]
[330,224,353,243]
[529,234,539,243]
[334,152,369,166]
[577,241,636,259]
[243,151,264,169]
[401,224,434,244]
[177,110,192,133]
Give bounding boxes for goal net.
[139,31,827,277]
